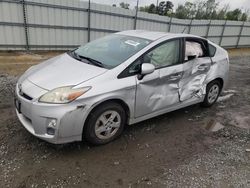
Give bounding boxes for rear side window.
[185,38,209,61]
[185,41,204,60]
[209,44,216,57]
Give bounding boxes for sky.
[87,0,250,11]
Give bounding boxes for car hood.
[21,53,108,90]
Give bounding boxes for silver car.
[15,30,229,145]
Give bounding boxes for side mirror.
[141,63,155,75]
[187,55,197,61]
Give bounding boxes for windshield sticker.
[125,40,140,46]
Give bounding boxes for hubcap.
[95,110,121,140]
[207,84,219,104]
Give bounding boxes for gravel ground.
[0,52,249,187]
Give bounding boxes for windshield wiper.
[68,51,83,62]
[77,55,104,68]
[68,51,104,68]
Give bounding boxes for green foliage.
[148,4,156,13]
[241,13,248,21]
[226,9,249,21]
[175,2,197,19]
[137,0,249,21]
[119,2,129,9]
[158,1,174,16]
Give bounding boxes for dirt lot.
[0,49,250,187]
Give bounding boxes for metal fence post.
[205,20,211,38]
[188,19,193,34]
[87,0,91,42]
[168,16,172,32]
[236,21,245,48]
[219,20,227,46]
[21,0,29,50]
[133,0,139,30]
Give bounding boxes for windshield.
[73,34,152,69]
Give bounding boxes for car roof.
[116,30,203,41]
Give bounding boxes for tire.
[201,80,222,107]
[83,102,126,145]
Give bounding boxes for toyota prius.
[15,30,229,145]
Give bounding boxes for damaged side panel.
[179,57,211,101]
[135,69,160,117]
[206,52,229,88]
[135,64,183,118]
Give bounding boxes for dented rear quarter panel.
[206,42,229,89]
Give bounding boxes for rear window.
[209,44,216,57]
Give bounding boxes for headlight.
[39,86,91,104]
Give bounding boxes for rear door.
[135,38,183,117]
[179,37,212,102]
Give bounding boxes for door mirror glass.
[141,63,155,75]
[187,55,197,61]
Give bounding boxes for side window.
[129,59,141,74]
[144,39,180,68]
[185,41,204,60]
[117,58,142,79]
[209,44,216,57]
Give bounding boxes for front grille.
[20,92,33,101]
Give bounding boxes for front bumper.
[15,84,90,144]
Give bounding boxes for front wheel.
[201,80,222,107]
[83,102,126,145]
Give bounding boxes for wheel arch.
[207,77,224,90]
[84,98,131,128]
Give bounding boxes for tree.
[216,4,229,20]
[240,12,248,21]
[148,4,156,13]
[226,9,242,20]
[158,1,174,16]
[139,6,147,12]
[166,1,174,14]
[175,5,187,19]
[195,0,219,19]
[204,0,219,19]
[158,1,165,15]
[175,2,196,19]
[137,0,249,21]
[225,9,249,21]
[119,2,129,9]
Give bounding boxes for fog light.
[48,119,57,128]
[46,119,57,135]
[47,127,55,135]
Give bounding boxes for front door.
[135,39,183,117]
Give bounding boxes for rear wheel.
[201,80,222,107]
[83,102,126,145]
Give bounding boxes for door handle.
[198,64,209,71]
[169,73,182,81]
